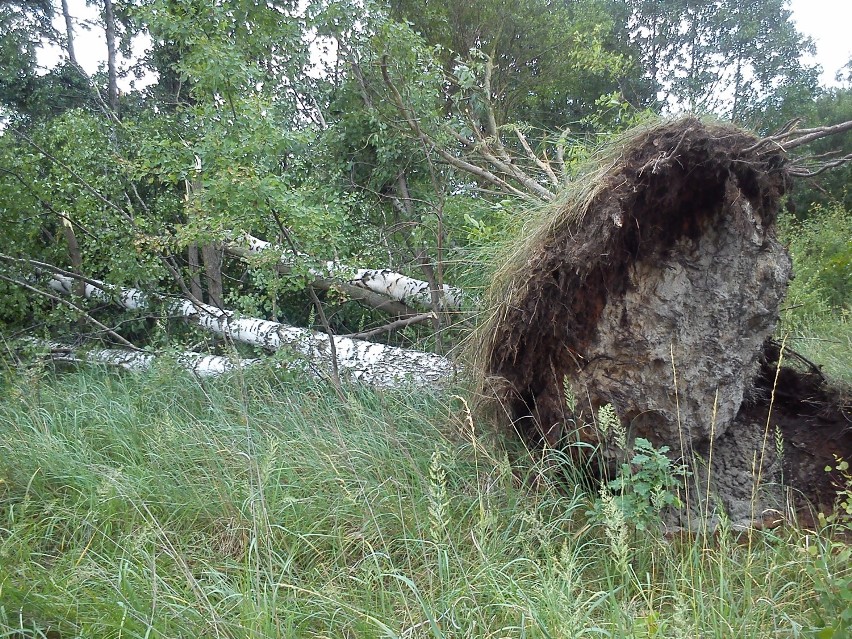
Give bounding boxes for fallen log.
[46,274,454,388]
[224,242,418,318]
[230,234,464,311]
[478,116,851,526]
[23,338,257,377]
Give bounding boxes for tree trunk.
[201,241,224,307]
[188,242,203,301]
[61,0,77,66]
[185,171,223,307]
[46,275,455,388]
[103,0,118,113]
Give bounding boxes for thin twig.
[0,253,112,289]
[767,339,825,382]
[339,312,436,339]
[788,153,852,177]
[780,119,852,151]
[514,127,560,186]
[0,167,98,240]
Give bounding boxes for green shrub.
[780,202,852,320]
[777,202,852,383]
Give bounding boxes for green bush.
[780,202,852,319]
[777,202,852,383]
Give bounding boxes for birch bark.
[27,339,255,377]
[232,234,464,311]
[47,275,454,387]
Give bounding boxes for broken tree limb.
[229,233,464,312]
[45,274,455,388]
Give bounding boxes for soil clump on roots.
[479,116,850,525]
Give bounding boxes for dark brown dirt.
[740,342,851,516]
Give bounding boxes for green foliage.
[780,202,852,319]
[0,0,57,118]
[0,107,166,333]
[389,0,643,128]
[608,0,819,122]
[777,202,852,384]
[591,436,686,532]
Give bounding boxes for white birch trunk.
[26,339,255,377]
[234,234,464,311]
[47,276,454,387]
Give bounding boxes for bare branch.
[339,312,436,339]
[554,138,567,179]
[0,253,113,290]
[788,153,852,177]
[481,56,499,138]
[307,284,346,400]
[460,104,556,201]
[514,126,560,187]
[378,56,537,201]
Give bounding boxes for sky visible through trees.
[42,0,852,91]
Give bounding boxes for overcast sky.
[46,0,852,89]
[788,0,851,84]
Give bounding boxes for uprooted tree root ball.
[477,116,850,526]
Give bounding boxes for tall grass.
[0,362,844,638]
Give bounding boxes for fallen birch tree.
[46,274,454,388]
[24,338,257,377]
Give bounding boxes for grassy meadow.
[0,357,850,638]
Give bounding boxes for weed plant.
[0,361,847,637]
